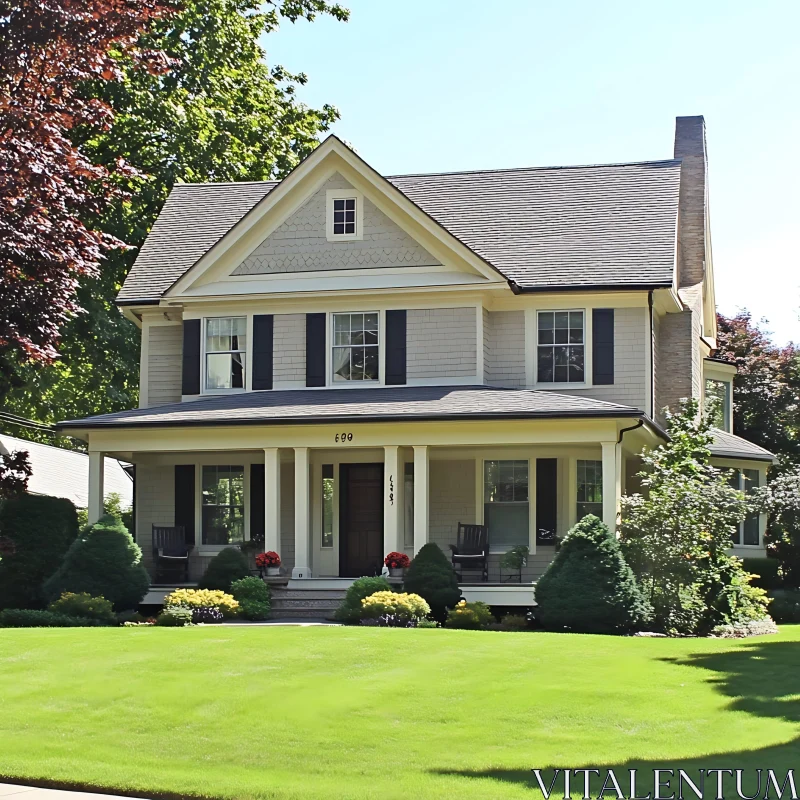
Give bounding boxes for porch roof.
[57,385,645,430]
[709,428,777,463]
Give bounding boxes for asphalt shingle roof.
[709,428,777,463]
[58,386,642,429]
[117,159,682,303]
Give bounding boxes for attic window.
[326,189,363,241]
[333,198,356,235]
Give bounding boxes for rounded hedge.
[403,543,461,623]
[43,514,150,611]
[334,576,391,623]
[0,494,78,609]
[198,547,250,591]
[231,576,271,620]
[535,515,650,634]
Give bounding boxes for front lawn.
[1,626,799,800]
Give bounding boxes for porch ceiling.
[58,385,643,430]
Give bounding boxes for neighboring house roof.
[58,386,643,429]
[0,434,133,508]
[117,157,682,304]
[709,428,778,463]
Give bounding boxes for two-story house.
[59,115,775,604]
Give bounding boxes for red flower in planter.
[384,551,410,569]
[256,551,281,568]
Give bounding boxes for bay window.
[728,468,761,546]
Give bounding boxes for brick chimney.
[674,115,708,290]
[654,116,709,421]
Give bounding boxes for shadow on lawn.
[431,637,800,797]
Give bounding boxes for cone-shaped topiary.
[198,547,250,591]
[403,543,461,623]
[0,494,78,609]
[43,514,150,611]
[535,515,650,633]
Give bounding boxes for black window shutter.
[306,312,326,387]
[250,464,265,546]
[174,465,196,546]
[182,319,201,395]
[252,315,273,390]
[592,309,615,385]
[385,309,407,385]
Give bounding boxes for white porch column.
[264,448,281,554]
[384,445,404,556]
[293,447,312,578]
[601,441,622,533]
[88,451,105,524]
[413,445,429,555]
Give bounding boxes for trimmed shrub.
[230,577,271,620]
[403,543,461,623]
[198,547,250,591]
[417,619,439,628]
[0,609,100,628]
[43,515,149,611]
[164,588,239,617]
[536,515,650,634]
[445,600,495,630]
[48,592,115,624]
[500,614,529,630]
[360,591,430,626]
[191,607,224,624]
[0,494,79,609]
[156,606,193,627]
[769,590,800,623]
[742,558,782,591]
[334,576,392,623]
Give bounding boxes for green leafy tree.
[535,515,650,634]
[4,0,348,435]
[756,466,800,587]
[620,399,769,634]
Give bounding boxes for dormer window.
[333,198,356,235]
[326,188,363,241]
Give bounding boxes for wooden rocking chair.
[152,525,190,583]
[449,522,489,582]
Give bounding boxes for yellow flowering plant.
[164,588,239,617]
[360,590,430,625]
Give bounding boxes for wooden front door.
[339,463,384,578]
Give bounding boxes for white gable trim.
[164,136,506,299]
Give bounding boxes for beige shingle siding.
[147,324,182,407]
[135,464,174,575]
[232,173,440,275]
[485,310,526,388]
[272,314,306,386]
[429,459,476,552]
[406,308,477,380]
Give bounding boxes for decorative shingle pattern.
[117,159,682,303]
[709,429,777,462]
[58,385,641,429]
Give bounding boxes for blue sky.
[264,0,799,345]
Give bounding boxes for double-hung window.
[201,465,244,545]
[332,312,379,382]
[537,310,585,384]
[705,378,731,431]
[728,468,761,546]
[484,460,529,549]
[576,459,603,520]
[205,317,246,390]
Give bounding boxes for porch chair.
[152,525,190,583]
[449,522,489,582]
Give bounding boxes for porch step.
[274,589,348,601]
[269,608,340,620]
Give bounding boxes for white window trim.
[196,461,249,554]
[326,188,364,242]
[327,309,384,387]
[531,308,591,390]
[478,457,534,554]
[730,468,763,548]
[202,315,248,395]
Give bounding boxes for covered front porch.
[82,414,659,586]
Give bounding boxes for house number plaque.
[334,432,354,443]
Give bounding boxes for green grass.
[1,625,799,800]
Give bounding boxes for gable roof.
[117,153,682,304]
[58,385,642,429]
[0,434,133,507]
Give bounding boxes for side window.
[205,317,246,390]
[576,459,603,520]
[537,310,585,384]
